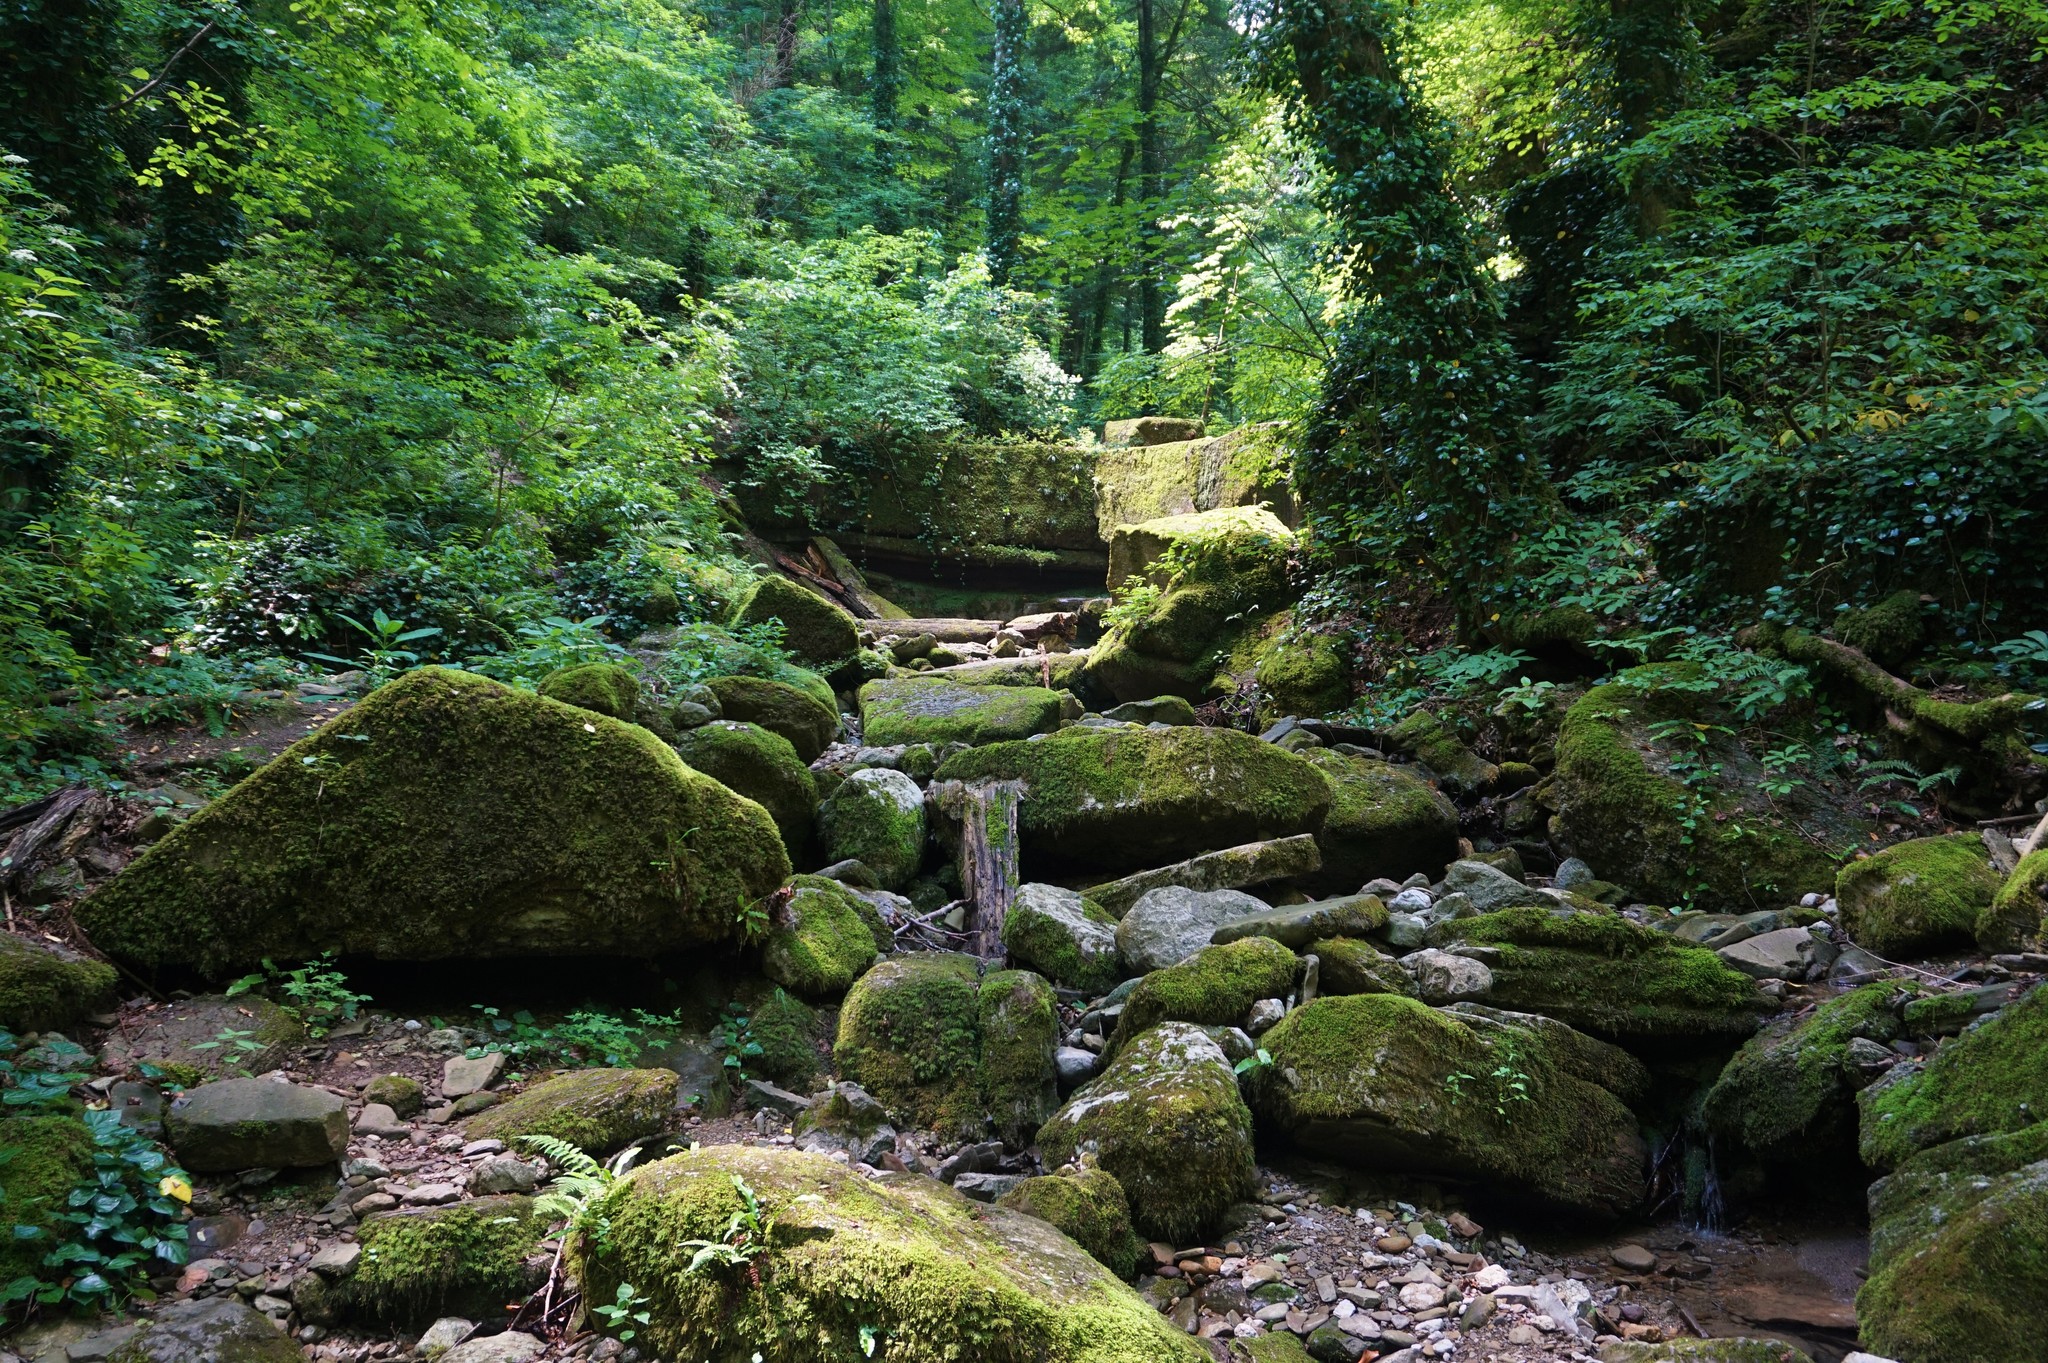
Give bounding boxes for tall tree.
[985,0,1027,283]
[1135,0,1164,352]
[0,0,125,228]
[872,0,900,134]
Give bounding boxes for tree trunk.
[872,0,899,133]
[954,780,1024,957]
[1135,0,1166,352]
[985,0,1027,284]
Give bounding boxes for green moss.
[1836,834,2002,959]
[1859,1125,2048,1363]
[705,675,840,764]
[933,725,1330,876]
[328,1195,544,1326]
[671,721,818,862]
[732,576,859,671]
[978,969,1060,1147]
[762,876,879,999]
[1307,937,1411,997]
[1386,709,1496,798]
[1110,938,1298,1053]
[1859,982,2048,1169]
[1087,582,1248,703]
[1224,612,1350,724]
[1702,981,1914,1161]
[464,1067,679,1153]
[998,1167,1147,1279]
[1833,589,1926,667]
[1083,835,1322,918]
[1105,505,1295,591]
[858,678,1062,747]
[1228,1338,1317,1363]
[363,1074,424,1117]
[1300,751,1459,894]
[537,662,640,720]
[0,934,118,1033]
[1212,894,1389,951]
[817,768,927,891]
[572,1144,1207,1363]
[834,953,985,1137]
[1599,1342,1816,1363]
[1980,848,2048,953]
[748,986,821,1090]
[1038,1023,1256,1243]
[1549,670,1848,912]
[1252,995,1647,1217]
[0,1109,93,1287]
[1438,908,1770,1043]
[1002,885,1122,994]
[78,669,790,975]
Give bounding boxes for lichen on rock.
[464,1067,680,1154]
[817,767,927,891]
[762,875,879,999]
[858,677,1063,747]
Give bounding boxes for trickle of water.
[1685,1140,1727,1234]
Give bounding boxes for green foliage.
[225,953,371,1039]
[676,1173,773,1277]
[467,1005,682,1071]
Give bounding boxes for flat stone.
[353,1103,407,1137]
[1086,836,1324,917]
[1610,1243,1657,1272]
[951,1171,1024,1202]
[402,1183,462,1206]
[470,1156,543,1195]
[1118,886,1273,973]
[306,1242,361,1278]
[106,1295,301,1361]
[1211,893,1389,950]
[744,1079,814,1116]
[1717,926,1822,980]
[166,1078,349,1172]
[441,1052,506,1098]
[439,1334,543,1363]
[58,1324,140,1361]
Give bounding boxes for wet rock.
[438,1333,543,1363]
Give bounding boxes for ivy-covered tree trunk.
[0,0,125,230]
[1135,0,1166,353]
[871,0,900,136]
[985,0,1027,284]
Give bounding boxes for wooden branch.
[0,787,94,894]
[112,20,218,112]
[2017,809,2048,861]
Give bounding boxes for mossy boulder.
[1859,982,2048,1170]
[705,674,839,763]
[297,1195,545,1327]
[104,1297,306,1363]
[1598,1342,1815,1363]
[749,986,822,1090]
[934,725,1331,876]
[363,1073,424,1118]
[859,677,1063,747]
[1105,505,1294,593]
[1980,847,2048,953]
[671,721,818,862]
[1432,908,1771,1045]
[464,1067,679,1154]
[1549,669,1851,911]
[1003,884,1123,994]
[979,969,1061,1147]
[817,767,927,891]
[1702,981,1914,1164]
[166,1077,349,1171]
[1221,611,1351,724]
[1308,937,1411,997]
[0,933,117,1033]
[998,1166,1147,1279]
[1211,893,1389,951]
[1385,709,1496,799]
[1250,994,1649,1218]
[537,662,640,720]
[572,1144,1208,1363]
[1083,835,1322,918]
[1833,588,1926,669]
[1037,1022,1256,1243]
[834,953,985,1137]
[0,1108,93,1287]
[1300,751,1460,894]
[1858,1124,2048,1363]
[732,575,859,672]
[78,669,791,974]
[1086,582,1250,703]
[762,876,880,999]
[1837,833,2003,959]
[1109,937,1298,1052]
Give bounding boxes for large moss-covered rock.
[1384,710,1496,799]
[0,1108,92,1287]
[1083,835,1322,918]
[1109,937,1298,1052]
[1221,611,1351,724]
[1980,847,2048,954]
[998,1166,1147,1280]
[1550,669,1852,911]
[0,933,117,1033]
[1251,995,1649,1218]
[1702,981,1913,1163]
[1038,1023,1256,1243]
[705,674,839,763]
[859,678,1063,747]
[979,969,1060,1148]
[1858,1124,2048,1363]
[1837,834,2003,959]
[296,1195,545,1327]
[78,669,791,973]
[732,575,859,671]
[1859,982,2048,1169]
[464,1067,679,1154]
[537,662,639,720]
[1105,505,1294,592]
[817,767,926,890]
[749,986,823,1090]
[572,1144,1207,1363]
[834,953,984,1136]
[934,725,1330,876]
[1308,937,1411,997]
[671,721,817,862]
[762,876,879,999]
[1300,751,1460,894]
[1432,908,1772,1045]
[1003,884,1123,993]
[1092,424,1291,540]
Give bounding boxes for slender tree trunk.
[1136,0,1166,352]
[872,0,900,134]
[1062,138,1134,376]
[941,780,1024,957]
[985,0,1027,284]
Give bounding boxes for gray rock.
[441,1052,505,1099]
[438,1334,543,1363]
[1386,887,1434,914]
[403,1182,462,1206]
[1054,1046,1099,1089]
[1830,944,1887,982]
[795,1123,897,1166]
[952,1172,1024,1202]
[1211,893,1387,950]
[97,995,304,1084]
[1383,913,1430,950]
[1102,697,1198,726]
[1609,1243,1657,1272]
[1083,835,1324,918]
[413,1318,475,1360]
[1117,886,1271,973]
[104,1296,300,1362]
[1443,859,1551,912]
[1673,909,1796,951]
[354,1103,406,1137]
[166,1078,349,1172]
[671,701,716,729]
[743,1079,814,1116]
[1003,883,1122,991]
[817,858,880,889]
[817,767,927,891]
[1245,999,1286,1034]
[1404,949,1495,1004]
[306,1242,361,1278]
[1554,857,1596,890]
[61,1324,141,1361]
[936,1140,1004,1184]
[469,1156,543,1195]
[1717,925,1822,980]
